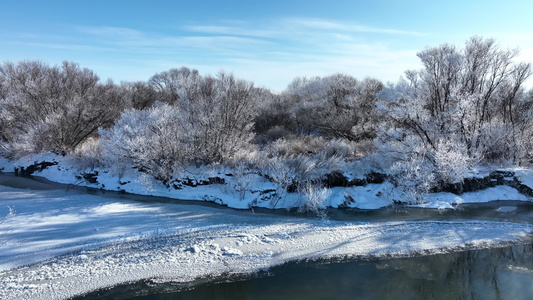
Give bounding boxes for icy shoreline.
[1,183,533,300]
[1,153,532,212]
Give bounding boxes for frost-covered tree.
[377,36,532,198]
[100,70,259,181]
[148,67,201,104]
[121,81,158,109]
[378,37,532,167]
[175,71,258,164]
[0,61,129,157]
[279,74,383,141]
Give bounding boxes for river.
[79,243,533,300]
[1,173,532,299]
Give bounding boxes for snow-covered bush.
[433,139,475,184]
[100,104,188,182]
[378,134,474,202]
[262,152,344,206]
[270,135,358,159]
[298,182,330,217]
[262,156,293,207]
[231,162,256,201]
[386,139,436,202]
[73,137,104,171]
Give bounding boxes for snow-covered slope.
[1,153,532,212]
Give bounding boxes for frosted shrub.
[270,135,357,160]
[272,136,326,156]
[73,137,104,170]
[99,104,189,182]
[476,123,524,166]
[284,153,343,184]
[282,75,383,140]
[298,182,330,217]
[434,139,472,184]
[263,156,293,207]
[383,136,475,202]
[377,37,532,168]
[523,124,533,165]
[387,142,436,203]
[322,139,359,159]
[100,71,259,184]
[231,162,255,201]
[0,141,12,159]
[263,152,344,208]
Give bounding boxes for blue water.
[79,242,533,300]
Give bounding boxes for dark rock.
[516,184,533,197]
[432,169,533,198]
[338,193,355,208]
[287,183,298,193]
[323,172,349,188]
[83,171,99,184]
[254,189,278,204]
[202,195,225,205]
[348,178,367,186]
[14,161,58,176]
[365,172,387,184]
[438,177,492,195]
[489,170,515,178]
[184,178,197,187]
[502,178,533,197]
[257,189,276,195]
[208,177,225,184]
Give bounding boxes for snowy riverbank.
[1,153,532,212]
[1,182,532,300]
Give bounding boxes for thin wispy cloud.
[184,25,278,39]
[77,26,145,39]
[283,18,427,36]
[2,18,427,89]
[186,18,427,39]
[74,25,271,55]
[12,41,112,52]
[2,1,532,90]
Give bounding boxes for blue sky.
[1,0,532,91]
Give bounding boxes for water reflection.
[80,243,533,300]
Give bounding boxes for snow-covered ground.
[0,183,532,300]
[1,153,532,212]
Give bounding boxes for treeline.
[1,36,532,200]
